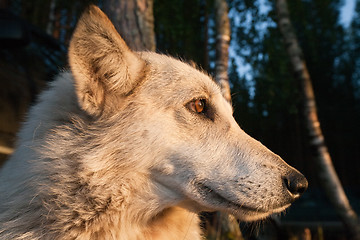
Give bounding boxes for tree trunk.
[203,0,210,71]
[46,0,56,36]
[52,11,61,40]
[211,0,243,239]
[103,0,156,51]
[0,0,9,9]
[275,0,360,239]
[214,0,231,102]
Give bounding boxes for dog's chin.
[232,204,290,222]
[187,182,291,222]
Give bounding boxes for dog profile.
[0,5,307,239]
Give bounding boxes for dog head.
[69,5,307,221]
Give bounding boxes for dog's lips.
[193,182,290,219]
[194,182,256,211]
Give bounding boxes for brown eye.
[189,99,206,113]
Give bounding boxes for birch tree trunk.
[214,0,231,102]
[211,0,243,239]
[103,0,156,51]
[275,0,360,239]
[46,0,56,36]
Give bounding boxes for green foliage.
[154,0,213,70]
[348,0,360,98]
[230,0,302,145]
[287,0,360,186]
[230,0,360,187]
[10,0,97,44]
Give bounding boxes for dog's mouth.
[191,181,291,221]
[152,173,291,221]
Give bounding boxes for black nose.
[283,171,308,198]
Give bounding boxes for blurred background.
[0,0,359,239]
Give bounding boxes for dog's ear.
[69,5,145,116]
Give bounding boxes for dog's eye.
[189,99,206,114]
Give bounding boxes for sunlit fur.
[0,5,306,240]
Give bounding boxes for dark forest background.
[0,0,360,238]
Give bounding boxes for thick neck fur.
[2,166,201,239]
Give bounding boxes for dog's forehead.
[139,52,220,102]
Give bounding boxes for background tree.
[275,0,360,239]
[214,0,231,102]
[210,2,244,239]
[352,0,360,89]
[103,0,155,51]
[154,0,210,69]
[229,0,360,237]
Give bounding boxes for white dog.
[0,5,307,240]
